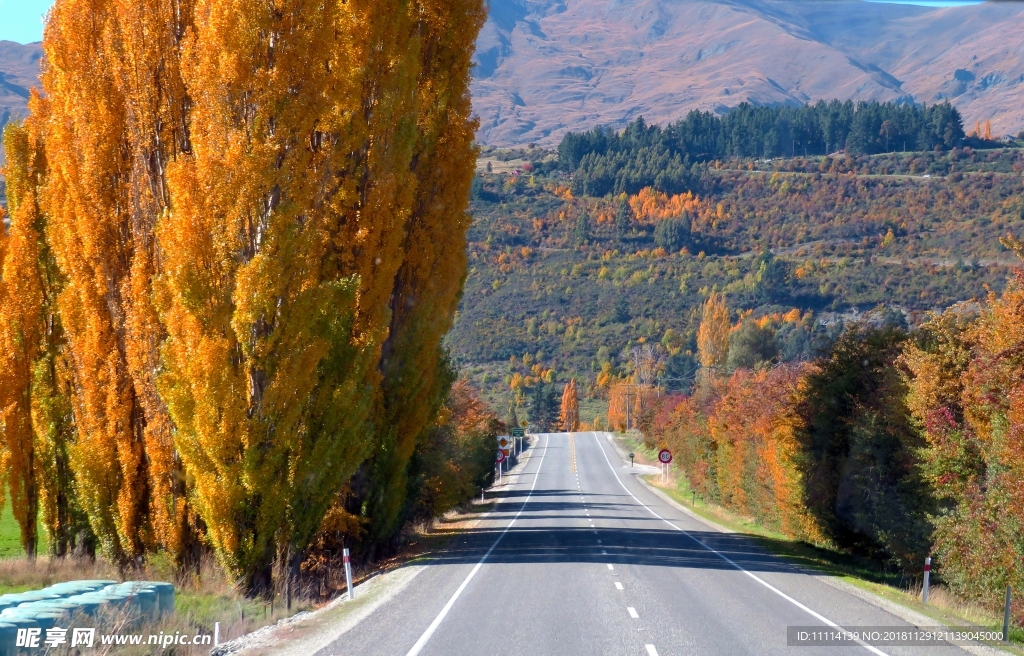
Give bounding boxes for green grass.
[0,497,24,558]
[0,489,49,558]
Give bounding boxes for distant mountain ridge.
[471,0,1024,146]
[3,2,1024,156]
[0,40,42,167]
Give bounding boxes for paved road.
[319,432,970,656]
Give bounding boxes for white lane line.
[591,433,891,656]
[627,607,640,619]
[615,582,624,590]
[645,645,659,656]
[597,539,602,544]
[607,564,614,570]
[601,550,608,555]
[404,435,550,656]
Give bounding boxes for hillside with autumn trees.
[0,0,500,598]
[447,106,1024,623]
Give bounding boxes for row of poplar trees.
[0,0,485,595]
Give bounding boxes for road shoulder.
[219,438,539,656]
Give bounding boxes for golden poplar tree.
[560,379,580,432]
[0,121,45,557]
[40,0,193,564]
[697,292,731,379]
[364,0,485,547]
[2,116,89,558]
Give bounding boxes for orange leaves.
[628,187,702,224]
[21,0,484,588]
[0,122,46,557]
[560,379,580,432]
[661,364,821,541]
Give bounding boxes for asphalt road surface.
[319,432,972,656]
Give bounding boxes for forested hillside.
[450,128,1024,424]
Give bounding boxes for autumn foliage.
[560,379,580,432]
[0,0,486,594]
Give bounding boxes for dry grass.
[0,555,119,594]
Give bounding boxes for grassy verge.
[0,492,48,559]
[613,434,1024,652]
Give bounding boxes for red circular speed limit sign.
[496,450,506,463]
[658,449,673,464]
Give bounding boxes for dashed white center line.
[601,549,608,555]
[645,645,659,656]
[607,564,614,570]
[627,607,639,619]
[597,539,602,544]
[614,582,623,590]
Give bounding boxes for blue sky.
[0,0,987,44]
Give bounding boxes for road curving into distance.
[318,432,972,656]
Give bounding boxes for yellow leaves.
[628,187,702,224]
[560,379,580,432]
[697,292,730,372]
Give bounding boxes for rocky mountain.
[472,0,1024,145]
[4,2,1024,154]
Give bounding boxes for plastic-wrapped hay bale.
[4,610,62,631]
[9,591,62,603]
[62,595,104,617]
[16,600,78,615]
[137,582,174,615]
[95,592,143,627]
[0,599,23,614]
[0,623,17,656]
[44,581,111,596]
[113,584,158,619]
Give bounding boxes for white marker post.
[344,548,354,600]
[214,622,220,646]
[922,557,931,604]
[1004,585,1013,641]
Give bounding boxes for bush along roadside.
[630,273,1024,643]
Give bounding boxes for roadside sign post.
[628,452,634,467]
[922,557,931,603]
[496,450,505,483]
[658,449,673,484]
[512,428,524,456]
[343,548,354,600]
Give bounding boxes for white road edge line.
[591,432,891,656]
[615,582,624,590]
[645,644,659,656]
[404,434,550,656]
[627,607,640,619]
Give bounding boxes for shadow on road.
[422,487,810,575]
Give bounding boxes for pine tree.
[506,403,519,430]
[615,200,633,241]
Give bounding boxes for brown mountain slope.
[472,0,1024,146]
[0,40,42,167]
